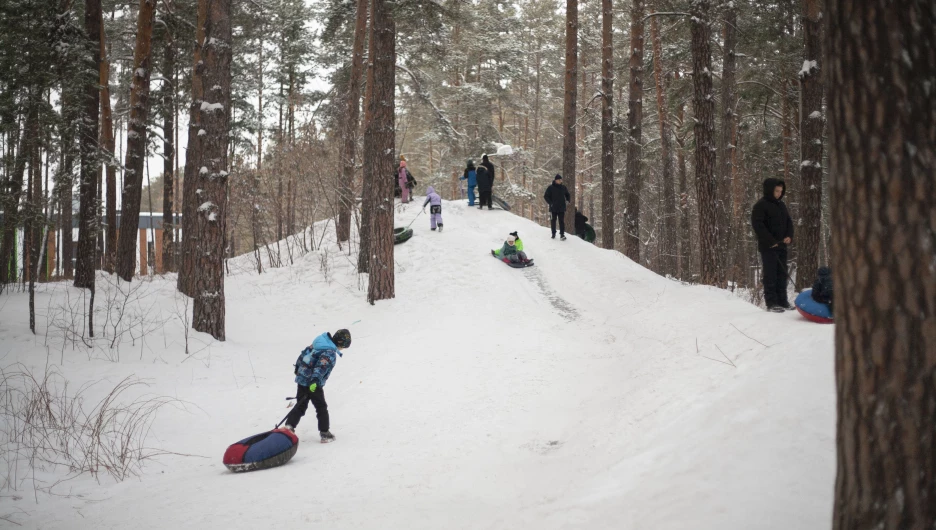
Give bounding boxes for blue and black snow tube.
[223,428,299,472]
[795,288,834,324]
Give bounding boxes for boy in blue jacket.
[285,329,352,442]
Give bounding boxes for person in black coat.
[751,177,795,311]
[543,175,571,239]
[476,165,494,210]
[479,154,496,209]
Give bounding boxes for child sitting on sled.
[492,232,530,264]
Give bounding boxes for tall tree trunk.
[191,0,232,340]
[561,0,577,234]
[677,102,691,281]
[365,0,395,304]
[827,1,936,527]
[75,0,102,292]
[599,0,614,249]
[689,0,720,286]
[115,0,157,282]
[59,94,76,280]
[338,0,368,244]
[178,0,208,296]
[718,3,737,284]
[357,0,376,273]
[652,15,676,277]
[796,0,824,291]
[623,0,644,261]
[1,106,34,284]
[162,19,175,272]
[100,10,117,274]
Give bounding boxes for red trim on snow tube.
[223,428,300,472]
[796,306,834,324]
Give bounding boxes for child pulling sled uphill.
[423,186,443,231]
[286,329,352,443]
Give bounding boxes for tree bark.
[827,1,936,527]
[718,3,737,284]
[357,0,376,273]
[191,0,232,340]
[115,0,157,282]
[365,0,395,304]
[561,0,577,234]
[651,15,675,277]
[623,0,644,261]
[338,0,368,244]
[162,19,175,272]
[75,0,102,291]
[689,0,720,286]
[599,0,614,250]
[796,0,824,291]
[177,0,208,296]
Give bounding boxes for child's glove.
[309,383,318,393]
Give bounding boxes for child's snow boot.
[320,431,336,443]
[438,224,443,232]
[431,227,437,231]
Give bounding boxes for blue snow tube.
[795,288,833,324]
[223,428,299,472]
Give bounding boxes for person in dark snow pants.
[423,186,443,231]
[811,266,833,313]
[751,178,795,312]
[459,160,478,206]
[476,165,494,210]
[543,174,571,239]
[479,154,496,209]
[286,329,352,443]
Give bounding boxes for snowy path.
[0,198,836,529]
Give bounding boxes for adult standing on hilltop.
[543,174,571,240]
[476,164,494,210]
[480,154,496,209]
[751,178,795,312]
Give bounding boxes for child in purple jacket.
[423,186,443,231]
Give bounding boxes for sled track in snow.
[523,267,579,322]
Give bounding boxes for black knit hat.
[331,329,352,348]
[554,174,563,182]
[510,231,519,239]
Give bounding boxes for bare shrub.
[0,364,187,492]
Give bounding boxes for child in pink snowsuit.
[423,186,443,231]
[398,160,410,203]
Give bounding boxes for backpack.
[293,347,319,378]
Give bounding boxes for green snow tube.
[393,227,413,245]
[583,223,596,243]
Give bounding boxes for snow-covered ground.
[0,198,835,529]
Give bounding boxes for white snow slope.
[0,198,835,529]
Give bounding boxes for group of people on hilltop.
[460,155,497,209]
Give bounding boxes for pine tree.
[827,0,935,526]
[191,0,232,340]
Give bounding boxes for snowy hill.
[0,198,835,529]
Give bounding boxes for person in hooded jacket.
[476,165,494,210]
[751,178,795,312]
[543,175,571,240]
[480,154,496,209]
[286,329,352,442]
[811,266,833,313]
[423,186,444,231]
[459,160,478,206]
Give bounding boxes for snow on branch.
[396,63,467,143]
